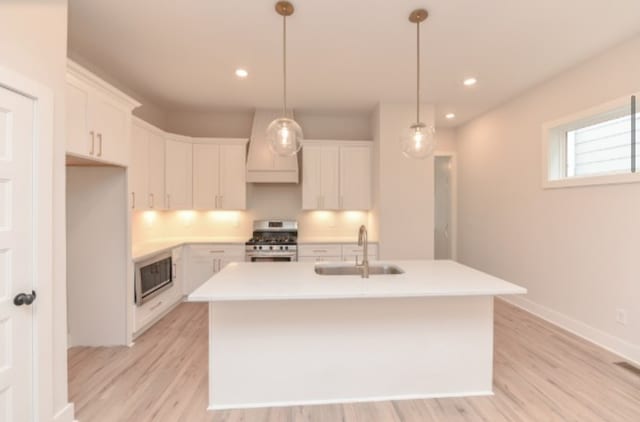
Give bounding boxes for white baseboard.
[52,402,75,422]
[208,390,494,411]
[501,295,640,366]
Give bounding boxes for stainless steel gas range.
[245,220,298,262]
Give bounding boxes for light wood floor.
[68,300,640,422]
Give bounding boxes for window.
[544,95,640,188]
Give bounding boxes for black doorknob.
[14,291,36,306]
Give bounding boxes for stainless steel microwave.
[135,251,173,306]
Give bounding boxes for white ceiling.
[68,0,640,127]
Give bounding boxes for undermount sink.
[314,263,405,276]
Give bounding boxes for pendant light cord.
[416,20,420,124]
[283,15,288,117]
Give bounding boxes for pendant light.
[401,9,436,159]
[267,1,303,157]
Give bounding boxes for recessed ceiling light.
[463,77,477,86]
[445,113,456,119]
[235,68,249,79]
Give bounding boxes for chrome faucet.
[356,225,369,278]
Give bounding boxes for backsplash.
[132,183,373,244]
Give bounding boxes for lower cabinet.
[133,247,184,336]
[298,243,379,262]
[184,244,245,294]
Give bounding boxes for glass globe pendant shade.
[400,123,436,159]
[267,117,303,157]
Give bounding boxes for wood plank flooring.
[68,300,640,421]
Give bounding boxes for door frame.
[0,65,55,421]
[434,152,457,261]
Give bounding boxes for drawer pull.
[150,301,163,311]
[209,250,225,254]
[312,249,328,253]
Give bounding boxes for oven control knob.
[285,246,289,250]
[269,246,273,250]
[258,246,262,250]
[253,246,257,250]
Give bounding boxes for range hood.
[246,109,299,183]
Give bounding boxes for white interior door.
[0,85,35,421]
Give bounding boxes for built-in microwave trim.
[134,251,173,306]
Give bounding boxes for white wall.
[456,35,640,363]
[0,1,74,420]
[164,109,372,140]
[67,167,128,346]
[372,103,436,260]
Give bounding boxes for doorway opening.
[434,154,456,260]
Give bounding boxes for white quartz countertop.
[132,237,246,262]
[188,260,527,302]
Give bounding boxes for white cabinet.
[298,244,343,262]
[298,243,378,263]
[193,140,247,210]
[66,61,139,166]
[131,120,166,210]
[302,141,372,210]
[341,243,379,263]
[165,137,193,210]
[184,244,245,294]
[339,145,372,210]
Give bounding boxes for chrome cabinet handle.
[90,131,95,155]
[167,194,171,209]
[312,249,328,253]
[340,196,344,209]
[97,133,103,157]
[317,196,321,209]
[149,193,154,209]
[215,195,219,209]
[218,195,223,209]
[131,192,135,209]
[209,250,224,254]
[172,263,177,279]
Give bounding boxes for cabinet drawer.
[298,244,342,257]
[134,282,181,333]
[189,244,245,257]
[298,256,341,262]
[341,243,378,258]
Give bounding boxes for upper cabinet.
[66,61,140,166]
[130,118,166,210]
[302,140,372,210]
[165,136,193,211]
[193,140,247,210]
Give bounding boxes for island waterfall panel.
[208,296,494,409]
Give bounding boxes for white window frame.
[542,93,640,189]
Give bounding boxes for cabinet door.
[218,256,244,271]
[66,81,92,157]
[130,124,149,210]
[320,145,340,209]
[302,145,322,209]
[193,144,220,210]
[147,131,166,210]
[219,144,246,210]
[339,145,371,209]
[165,139,193,210]
[90,92,129,165]
[186,255,215,294]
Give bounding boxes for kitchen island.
[189,260,526,410]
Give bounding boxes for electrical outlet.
[616,308,628,325]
